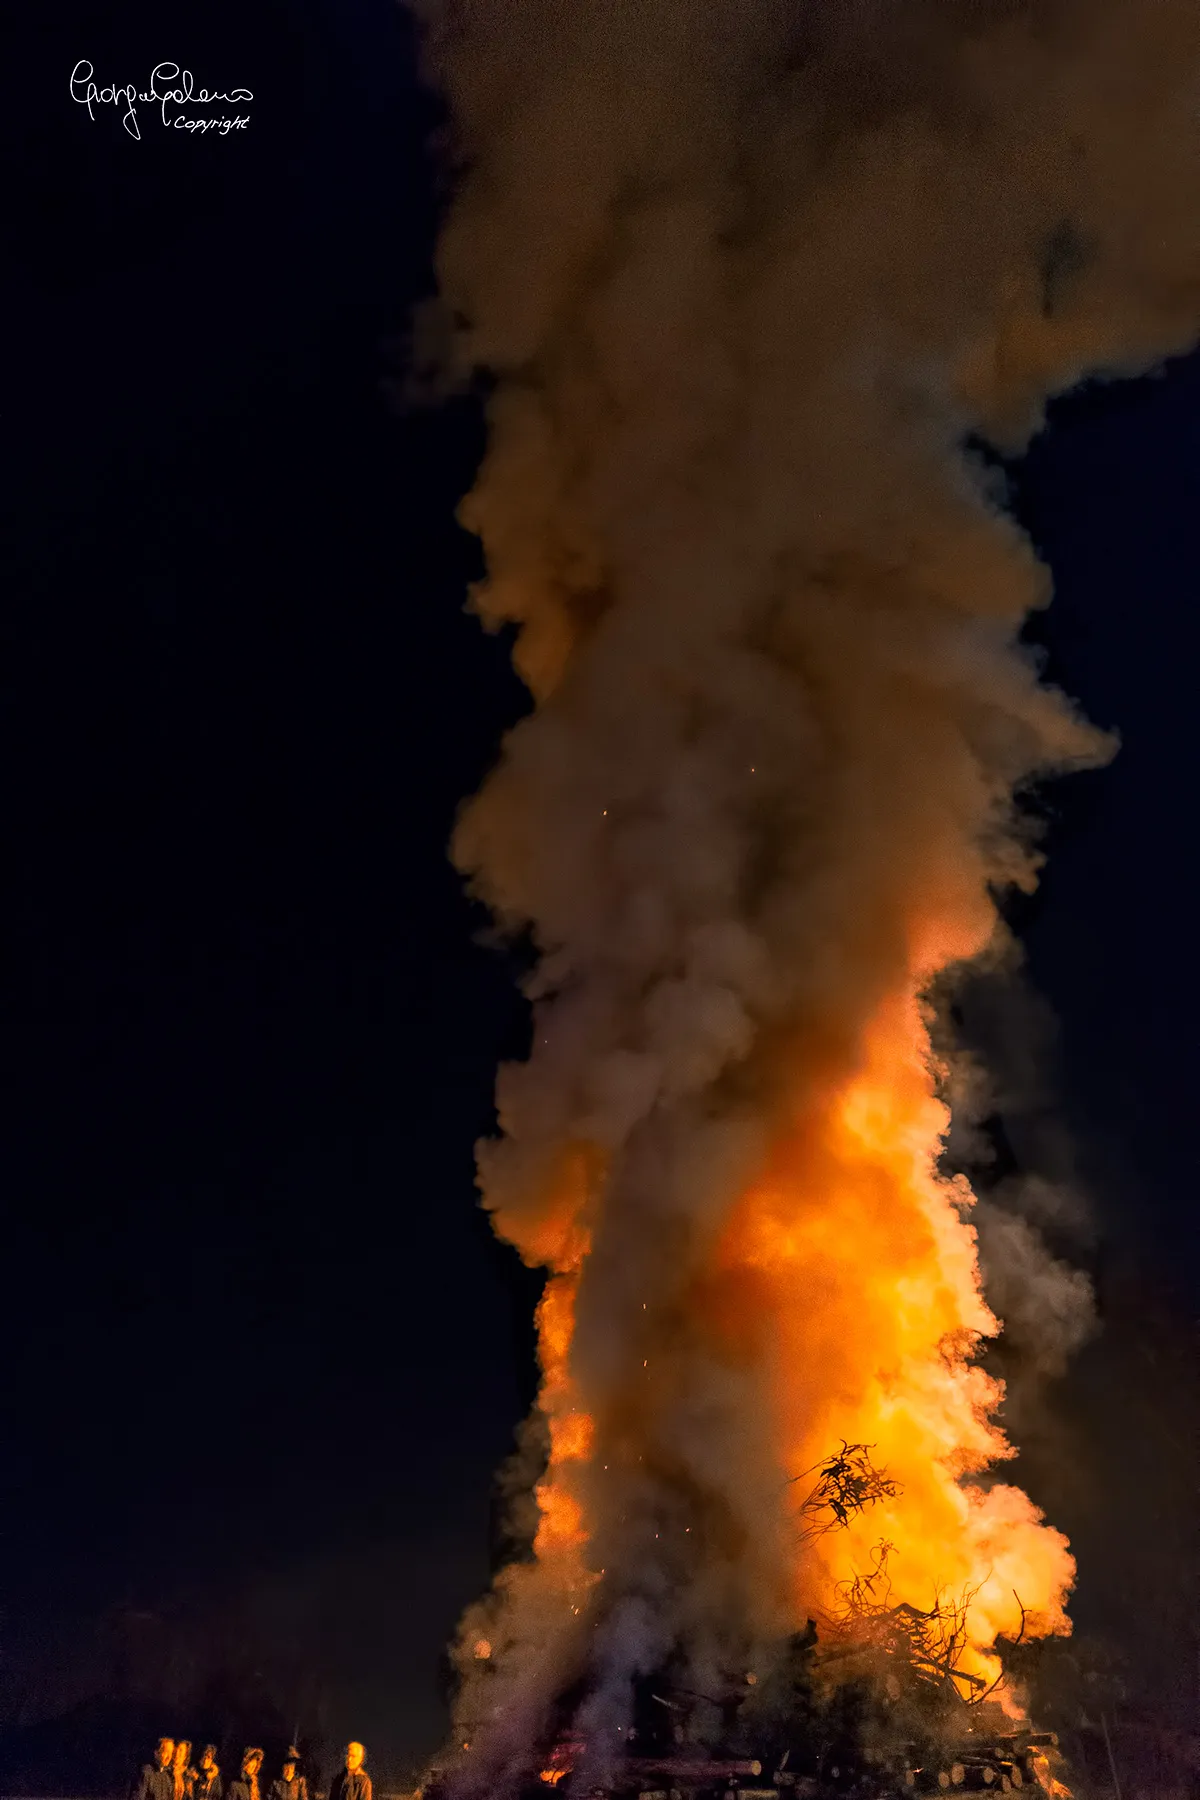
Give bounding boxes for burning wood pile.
[421,1643,1071,1800]
[508,1716,1067,1800]
[419,1448,1072,1800]
[447,1719,1069,1800]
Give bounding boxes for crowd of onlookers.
[131,1738,373,1800]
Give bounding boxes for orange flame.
[731,978,1072,1684]
[532,1273,593,1557]
[493,1148,599,1564]
[511,943,1072,1687]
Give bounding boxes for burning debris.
[406,0,1200,1792]
[523,1726,1071,1800]
[421,1451,1076,1800]
[794,1445,902,1543]
[422,1640,1072,1800]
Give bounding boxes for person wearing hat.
[269,1749,307,1800]
[226,1748,264,1800]
[194,1746,223,1800]
[328,1743,370,1800]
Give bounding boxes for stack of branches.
[793,1443,1026,1713]
[831,1542,1026,1708]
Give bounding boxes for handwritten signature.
[70,61,253,140]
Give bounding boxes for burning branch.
[838,1538,896,1616]
[793,1441,902,1541]
[830,1544,1016,1705]
[790,1448,1029,1715]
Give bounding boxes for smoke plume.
[931,967,1099,1411]
[410,0,1200,1787]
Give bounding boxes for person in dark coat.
[226,1748,264,1800]
[328,1743,370,1800]
[268,1748,307,1800]
[194,1746,223,1800]
[132,1740,176,1800]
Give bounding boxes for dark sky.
[6,0,1199,1781]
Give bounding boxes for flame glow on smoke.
[409,0,1200,1786]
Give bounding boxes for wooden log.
[624,1758,763,1781]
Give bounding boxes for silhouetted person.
[173,1740,195,1800]
[132,1739,176,1800]
[227,1748,264,1800]
[328,1743,370,1800]
[195,1747,223,1800]
[269,1749,307,1800]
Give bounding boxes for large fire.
[410,0,1200,1787]
[503,953,1073,1705]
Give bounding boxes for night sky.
[7,0,1199,1784]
